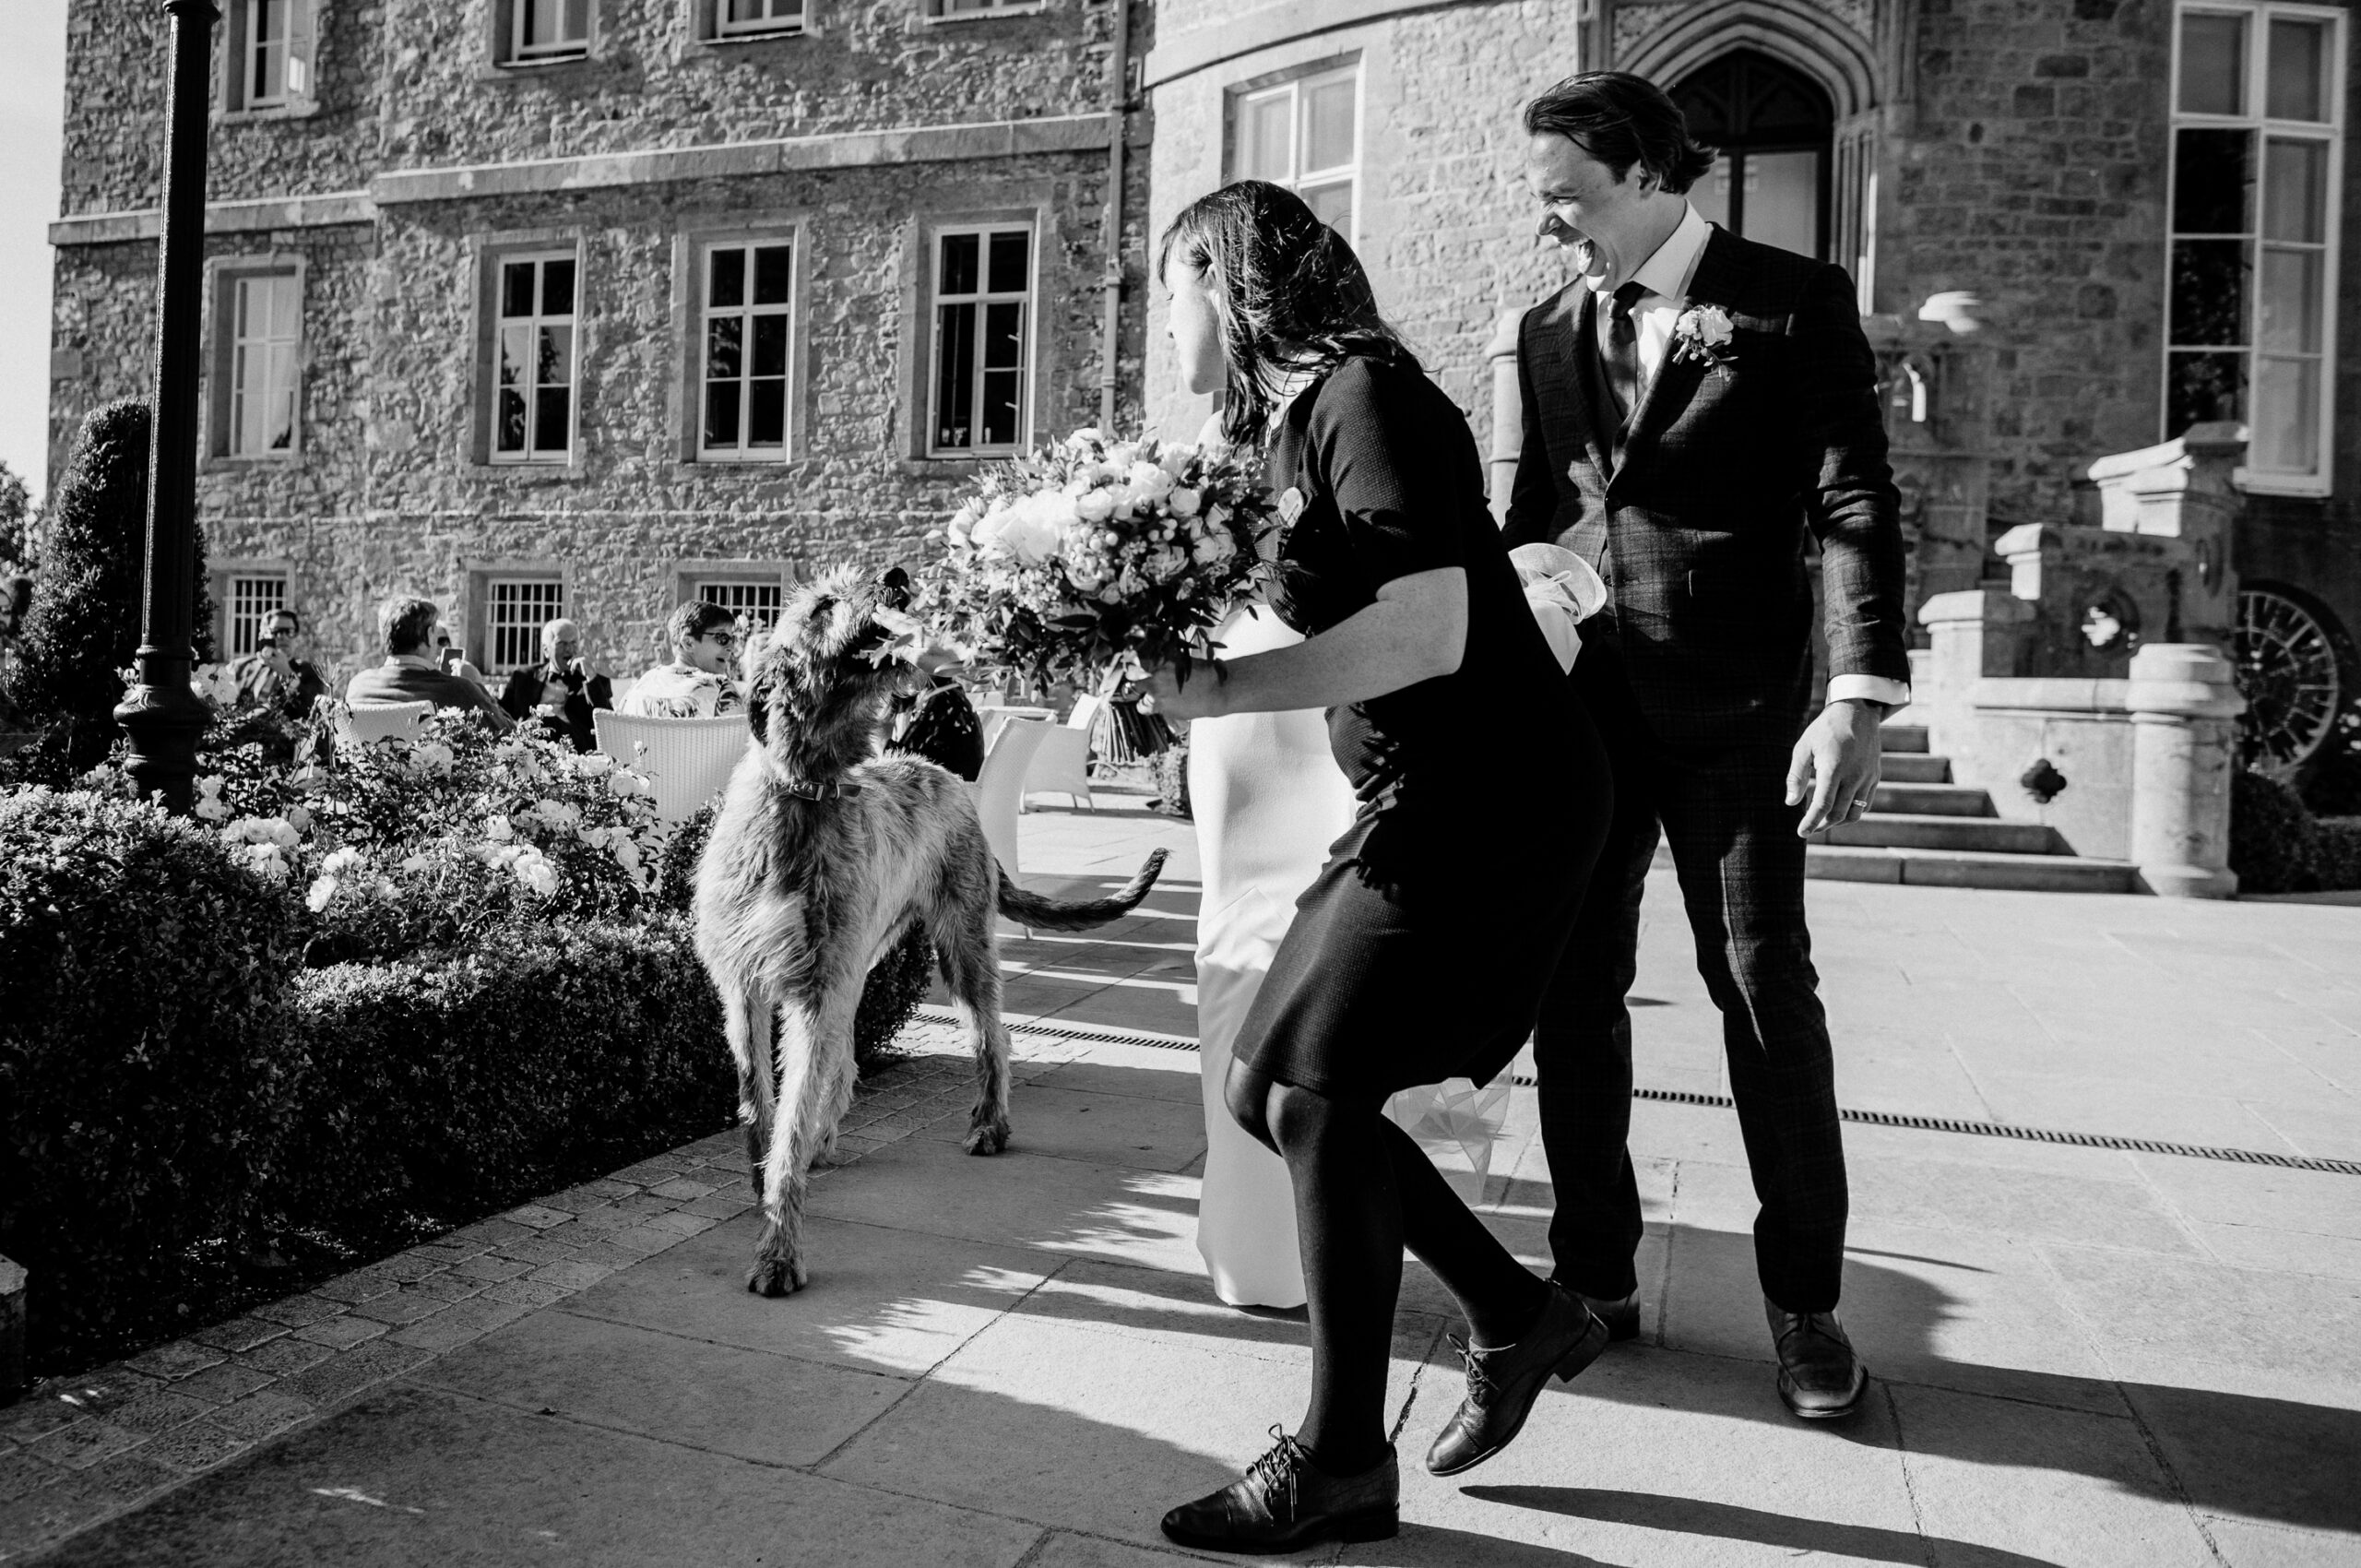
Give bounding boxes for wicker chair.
[591,710,752,824]
[338,699,433,746]
[968,717,1052,876]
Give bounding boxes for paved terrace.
[3,780,2357,1565]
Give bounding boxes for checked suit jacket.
[1501,226,1910,751]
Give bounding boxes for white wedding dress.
[1185,546,1607,1309]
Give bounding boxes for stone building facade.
[1142,0,2361,767]
[49,0,1149,681]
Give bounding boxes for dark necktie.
[1603,280,1648,423]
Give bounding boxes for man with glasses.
[501,616,613,752]
[231,606,331,720]
[620,600,746,719]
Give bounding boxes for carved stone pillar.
[2126,643,2245,898]
[2086,422,2245,653]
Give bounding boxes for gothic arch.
[1621,0,1881,120]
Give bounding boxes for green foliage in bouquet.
[0,788,311,1346]
[11,400,217,778]
[916,427,1279,696]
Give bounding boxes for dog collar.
[782,778,861,801]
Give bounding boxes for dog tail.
[995,849,1169,932]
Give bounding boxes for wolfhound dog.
[694,570,1167,1297]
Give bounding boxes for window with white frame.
[716,0,803,36]
[222,0,314,113]
[692,579,786,630]
[507,0,590,63]
[929,226,1033,456]
[928,0,1038,18]
[700,240,794,458]
[1231,64,1360,243]
[227,271,301,457]
[488,579,566,673]
[2167,2,2345,491]
[493,253,578,463]
[227,576,290,658]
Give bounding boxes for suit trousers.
[1534,642,1850,1313]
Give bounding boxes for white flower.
[1157,443,1197,479]
[323,847,364,876]
[410,741,456,776]
[1066,426,1107,451]
[306,875,339,912]
[513,849,560,898]
[607,770,652,799]
[399,853,430,873]
[284,804,312,833]
[243,842,291,884]
[1125,461,1175,505]
[1074,488,1117,525]
[948,504,981,547]
[1189,523,1238,567]
[1106,441,1142,469]
[485,814,516,842]
[193,792,231,825]
[1168,487,1203,518]
[570,751,614,778]
[533,798,581,827]
[1145,544,1190,584]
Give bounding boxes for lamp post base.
[114,670,212,813]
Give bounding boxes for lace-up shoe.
[1159,1427,1399,1553]
[1424,1283,1608,1476]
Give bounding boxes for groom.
[1501,71,1909,1420]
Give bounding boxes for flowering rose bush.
[917,426,1278,697]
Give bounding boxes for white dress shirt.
[1585,202,1910,711]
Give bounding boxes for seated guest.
[345,595,515,732]
[231,606,330,720]
[619,601,743,719]
[500,617,611,752]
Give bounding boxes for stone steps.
[1818,813,2065,855]
[1871,780,1996,816]
[1878,754,1952,784]
[1807,844,2140,893]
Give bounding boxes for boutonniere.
[1669,304,1738,368]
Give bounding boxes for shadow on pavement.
[1462,1487,2064,1567]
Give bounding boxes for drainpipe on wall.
[1097,0,1131,434]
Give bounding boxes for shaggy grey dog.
[694,569,1167,1297]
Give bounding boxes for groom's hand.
[1786,698,1886,837]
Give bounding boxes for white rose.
[485,814,516,842]
[1146,544,1190,584]
[306,875,339,912]
[516,853,560,898]
[1074,489,1117,524]
[1168,487,1202,518]
[1001,492,1074,565]
[1126,461,1175,504]
[1107,441,1142,469]
[571,751,613,777]
[1157,443,1197,479]
[193,794,231,824]
[400,853,430,873]
[1190,525,1238,566]
[323,847,364,876]
[284,804,312,833]
[970,498,1016,556]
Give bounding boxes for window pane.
[987,231,1029,294]
[934,301,976,447]
[2170,238,2250,345]
[564,0,589,42]
[267,273,300,337]
[753,244,792,304]
[2250,355,2320,470]
[1239,90,1291,181]
[2263,137,2328,243]
[498,388,528,451]
[1745,148,1821,257]
[499,324,530,386]
[534,387,570,453]
[2173,128,2253,233]
[981,370,1021,447]
[706,316,742,381]
[1302,77,1356,174]
[1301,180,1353,237]
[704,379,742,448]
[751,315,788,377]
[747,381,786,447]
[2267,18,2329,122]
[538,323,574,388]
[709,246,745,309]
[267,343,296,449]
[541,258,575,316]
[502,261,535,319]
[940,233,979,297]
[983,301,1024,370]
[2166,349,2246,433]
[2259,246,2323,353]
[2177,11,2246,115]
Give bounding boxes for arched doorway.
[1671,51,1834,260]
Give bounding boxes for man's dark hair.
[665,600,736,657]
[1524,71,1716,195]
[266,606,302,633]
[1157,180,1419,447]
[379,595,438,656]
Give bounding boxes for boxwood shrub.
[0,788,309,1346]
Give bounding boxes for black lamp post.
[113,0,221,814]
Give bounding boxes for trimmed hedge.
[0,789,309,1346]
[281,919,735,1235]
[2229,769,2361,894]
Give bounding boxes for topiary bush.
[0,787,310,1348]
[9,399,218,779]
[2229,768,2319,894]
[2313,817,2361,892]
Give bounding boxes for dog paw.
[745,1254,808,1297]
[963,1120,1011,1157]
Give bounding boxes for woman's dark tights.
[1228,1061,1549,1475]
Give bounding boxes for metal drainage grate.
[921,1010,2359,1177]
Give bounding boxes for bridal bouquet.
[916,427,1280,710]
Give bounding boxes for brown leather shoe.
[1160,1428,1398,1554]
[1424,1283,1609,1477]
[1574,1289,1642,1342]
[1765,1299,1869,1420]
